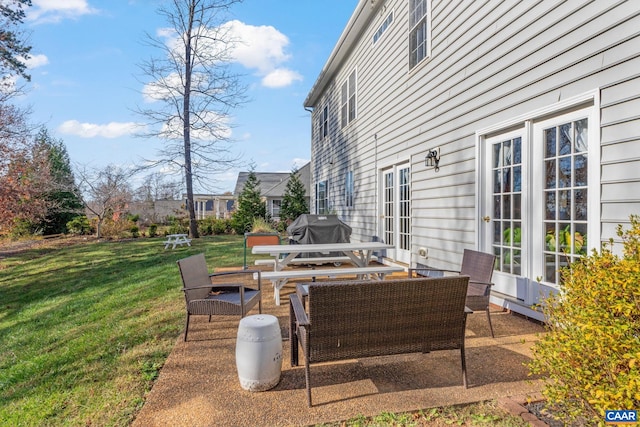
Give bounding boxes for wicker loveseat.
[289,276,471,406]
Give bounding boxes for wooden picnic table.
[163,234,192,250]
[252,242,401,305]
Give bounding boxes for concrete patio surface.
[132,272,547,427]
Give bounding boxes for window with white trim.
[341,70,357,128]
[345,170,354,208]
[271,199,281,218]
[321,105,328,139]
[316,180,328,214]
[409,0,430,69]
[373,11,393,44]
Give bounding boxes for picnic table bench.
[252,241,396,305]
[254,255,378,266]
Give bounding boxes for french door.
[381,163,411,264]
[481,106,595,297]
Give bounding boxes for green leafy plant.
[529,215,640,424]
[546,225,586,254]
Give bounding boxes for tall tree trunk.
[183,0,199,238]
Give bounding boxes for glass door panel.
[491,137,522,275]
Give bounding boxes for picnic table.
[252,242,402,305]
[163,234,192,249]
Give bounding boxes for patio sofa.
[289,275,471,406]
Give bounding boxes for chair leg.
[461,344,467,388]
[305,358,312,407]
[486,308,495,338]
[184,313,191,342]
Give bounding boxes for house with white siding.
[304,0,640,320]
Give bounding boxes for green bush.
[66,216,92,235]
[529,215,640,424]
[148,224,158,237]
[166,216,188,235]
[197,217,232,236]
[212,218,232,235]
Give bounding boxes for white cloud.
[262,68,302,88]
[58,120,141,138]
[24,54,49,69]
[28,0,99,24]
[224,20,302,88]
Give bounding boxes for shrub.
[212,218,232,235]
[529,215,640,424]
[197,217,234,235]
[148,224,158,237]
[101,218,134,239]
[251,217,276,233]
[130,225,139,238]
[66,216,92,235]
[166,216,188,235]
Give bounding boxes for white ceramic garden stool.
[235,314,282,392]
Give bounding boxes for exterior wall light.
[425,148,440,172]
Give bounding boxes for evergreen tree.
[0,0,32,83]
[231,169,266,234]
[280,167,308,224]
[33,128,84,234]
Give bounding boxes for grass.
[0,235,531,426]
[0,235,252,426]
[315,400,530,426]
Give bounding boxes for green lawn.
[0,235,252,426]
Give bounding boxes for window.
[492,137,523,276]
[409,0,430,69]
[541,118,589,284]
[316,180,328,214]
[271,199,281,218]
[341,70,357,128]
[345,171,354,208]
[373,11,393,44]
[321,105,328,139]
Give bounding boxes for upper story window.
[409,0,430,69]
[341,69,357,128]
[321,105,329,139]
[373,11,393,44]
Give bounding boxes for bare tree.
[135,0,246,238]
[134,171,182,202]
[76,165,133,238]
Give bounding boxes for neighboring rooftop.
[233,162,310,198]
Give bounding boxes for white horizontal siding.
[309,0,640,259]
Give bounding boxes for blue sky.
[16,0,358,193]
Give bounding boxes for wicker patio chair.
[177,253,262,341]
[409,249,497,337]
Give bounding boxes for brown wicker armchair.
[177,253,262,341]
[409,249,497,337]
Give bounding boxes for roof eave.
[303,0,382,109]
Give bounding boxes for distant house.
[304,1,640,320]
[233,162,311,220]
[188,194,235,219]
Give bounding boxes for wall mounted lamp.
[425,147,440,172]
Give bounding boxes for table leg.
[272,278,288,306]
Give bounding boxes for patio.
[133,269,546,426]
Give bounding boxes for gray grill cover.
[287,215,351,258]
